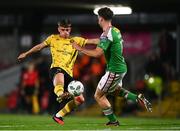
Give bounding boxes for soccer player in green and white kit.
[71,7,152,126]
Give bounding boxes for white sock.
[56,113,61,118]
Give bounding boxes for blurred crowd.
[132,30,180,117]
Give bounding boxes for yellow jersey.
[44,34,87,77]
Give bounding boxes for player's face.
[58,26,71,38]
[28,64,35,72]
[98,16,103,28]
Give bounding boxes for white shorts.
[97,71,126,93]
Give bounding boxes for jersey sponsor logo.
[56,49,72,55]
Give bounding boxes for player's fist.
[17,53,27,61]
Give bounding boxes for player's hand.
[70,41,83,51]
[17,53,27,61]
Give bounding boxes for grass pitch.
[0,114,180,130]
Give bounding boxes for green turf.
[0,114,180,130]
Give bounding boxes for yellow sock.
[54,84,64,96]
[57,100,77,117]
[32,95,40,114]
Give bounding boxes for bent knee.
[94,94,99,101]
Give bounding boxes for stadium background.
[0,0,180,128]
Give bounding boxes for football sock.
[103,108,117,122]
[56,100,77,117]
[54,84,64,96]
[32,95,40,114]
[119,88,137,102]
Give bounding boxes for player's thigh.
[53,73,64,86]
[110,73,126,95]
[49,67,65,86]
[24,86,35,95]
[97,72,126,93]
[97,71,117,93]
[64,72,74,91]
[116,72,126,89]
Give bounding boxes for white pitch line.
[128,126,180,130]
[0,125,25,128]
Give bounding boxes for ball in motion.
[68,80,84,96]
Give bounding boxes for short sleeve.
[97,36,111,51]
[72,37,88,47]
[43,35,54,46]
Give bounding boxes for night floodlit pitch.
[0,114,180,130]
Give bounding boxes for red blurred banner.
[82,31,152,55]
[123,32,152,55]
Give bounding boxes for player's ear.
[58,27,61,33]
[100,17,104,22]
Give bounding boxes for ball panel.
[68,80,84,96]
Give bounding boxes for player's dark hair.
[58,19,71,27]
[98,7,114,21]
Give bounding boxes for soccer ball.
[68,80,84,96]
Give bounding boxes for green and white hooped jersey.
[98,26,127,73]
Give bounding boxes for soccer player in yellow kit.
[18,19,99,125]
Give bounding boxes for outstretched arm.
[86,38,100,45]
[17,42,47,61]
[71,41,103,57]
